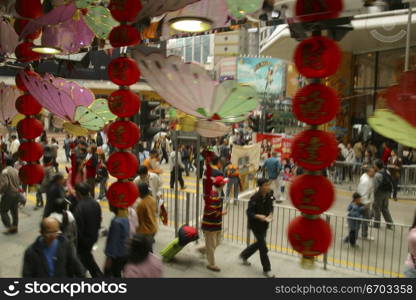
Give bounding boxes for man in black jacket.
[22,217,84,277]
[73,182,103,277]
[240,178,275,278]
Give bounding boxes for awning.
[260,8,416,61]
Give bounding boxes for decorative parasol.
[0,82,20,127]
[225,0,264,19]
[135,0,200,22]
[0,17,18,55]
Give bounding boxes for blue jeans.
[225,177,239,202]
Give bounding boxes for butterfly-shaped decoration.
[20,71,116,136]
[135,0,200,22]
[225,0,264,19]
[0,82,20,128]
[0,17,18,55]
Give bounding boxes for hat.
[213,176,228,187]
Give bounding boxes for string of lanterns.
[288,0,344,267]
[14,0,45,188]
[105,0,143,209]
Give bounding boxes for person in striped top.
[200,176,228,272]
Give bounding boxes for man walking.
[263,152,282,202]
[373,160,394,229]
[22,217,85,278]
[240,178,275,278]
[357,167,376,240]
[169,148,186,189]
[74,182,103,277]
[134,166,162,214]
[0,158,21,235]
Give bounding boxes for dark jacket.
[44,182,66,218]
[22,235,85,278]
[74,197,102,248]
[247,191,274,232]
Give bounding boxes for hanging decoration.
[0,18,19,56]
[15,70,44,187]
[106,2,142,209]
[0,82,20,128]
[225,0,263,19]
[288,0,344,268]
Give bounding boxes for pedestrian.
[263,152,282,202]
[50,137,59,172]
[74,182,103,277]
[353,140,364,163]
[357,167,376,240]
[345,143,356,183]
[133,166,162,214]
[160,137,170,165]
[404,211,416,278]
[96,152,109,201]
[388,150,402,201]
[49,197,78,249]
[63,134,72,162]
[225,163,240,205]
[181,145,191,176]
[143,150,163,175]
[67,159,86,209]
[85,144,98,198]
[137,143,149,165]
[381,142,392,164]
[123,234,163,278]
[362,150,373,170]
[22,217,85,278]
[8,135,20,163]
[0,157,21,235]
[219,139,230,167]
[280,166,292,201]
[43,173,66,218]
[169,148,186,189]
[135,183,158,249]
[199,176,228,272]
[344,193,366,248]
[240,178,275,278]
[373,159,394,229]
[104,204,130,278]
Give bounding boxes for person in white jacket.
[357,167,376,240]
[133,166,163,215]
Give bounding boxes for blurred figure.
[63,134,72,162]
[8,135,20,163]
[85,145,98,198]
[404,211,416,278]
[169,148,186,190]
[50,137,59,172]
[143,150,163,175]
[381,142,392,165]
[263,152,281,201]
[96,152,109,201]
[344,193,366,248]
[373,160,394,229]
[22,217,85,278]
[49,198,78,249]
[134,166,162,214]
[357,167,376,240]
[43,173,66,218]
[224,163,240,205]
[388,150,402,201]
[123,234,163,278]
[135,183,158,250]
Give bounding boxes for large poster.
[217,57,237,82]
[256,133,292,159]
[237,57,286,96]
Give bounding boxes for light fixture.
[169,17,212,33]
[31,46,62,55]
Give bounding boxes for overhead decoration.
[15,0,44,19]
[15,69,44,187]
[0,18,18,55]
[225,0,263,19]
[107,2,142,209]
[134,52,259,128]
[196,119,231,138]
[295,0,343,23]
[134,0,200,22]
[288,0,344,268]
[0,82,20,128]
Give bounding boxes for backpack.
[378,170,394,193]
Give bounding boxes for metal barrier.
[161,188,411,277]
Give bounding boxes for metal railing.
[161,188,411,278]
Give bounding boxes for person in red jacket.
[381,142,392,165]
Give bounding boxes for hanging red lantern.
[15,42,41,63]
[291,129,338,171]
[15,70,38,92]
[294,36,341,78]
[108,57,140,86]
[17,117,44,140]
[108,120,140,149]
[107,181,139,208]
[295,0,343,23]
[293,83,340,125]
[109,0,143,23]
[15,0,43,19]
[108,89,140,117]
[15,94,42,116]
[18,141,44,162]
[109,24,141,48]
[107,151,139,179]
[14,19,42,40]
[19,163,45,185]
[289,175,334,215]
[288,216,332,257]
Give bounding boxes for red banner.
[256,133,292,159]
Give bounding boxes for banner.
[256,133,292,159]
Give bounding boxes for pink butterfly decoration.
[0,82,20,126]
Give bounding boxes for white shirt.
[169,151,185,171]
[134,173,162,201]
[9,139,20,154]
[345,149,356,163]
[357,173,375,205]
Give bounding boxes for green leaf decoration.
[82,6,118,39]
[75,0,100,9]
[89,98,117,123]
[226,0,263,19]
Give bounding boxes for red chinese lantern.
[295,0,343,23]
[15,42,41,63]
[289,175,334,215]
[18,141,44,162]
[108,89,140,117]
[17,117,44,140]
[15,94,42,116]
[108,57,140,86]
[107,181,139,208]
[14,19,41,40]
[288,216,332,257]
[19,164,45,185]
[293,84,340,125]
[109,24,141,48]
[291,129,338,171]
[15,0,43,19]
[15,70,38,92]
[294,36,341,78]
[107,151,139,179]
[109,0,143,23]
[108,120,140,149]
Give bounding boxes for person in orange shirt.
[135,183,158,251]
[225,163,240,205]
[143,150,163,175]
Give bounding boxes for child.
[279,167,292,201]
[96,153,109,201]
[344,192,366,248]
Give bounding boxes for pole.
[174,131,179,237]
[405,4,413,72]
[195,135,201,235]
